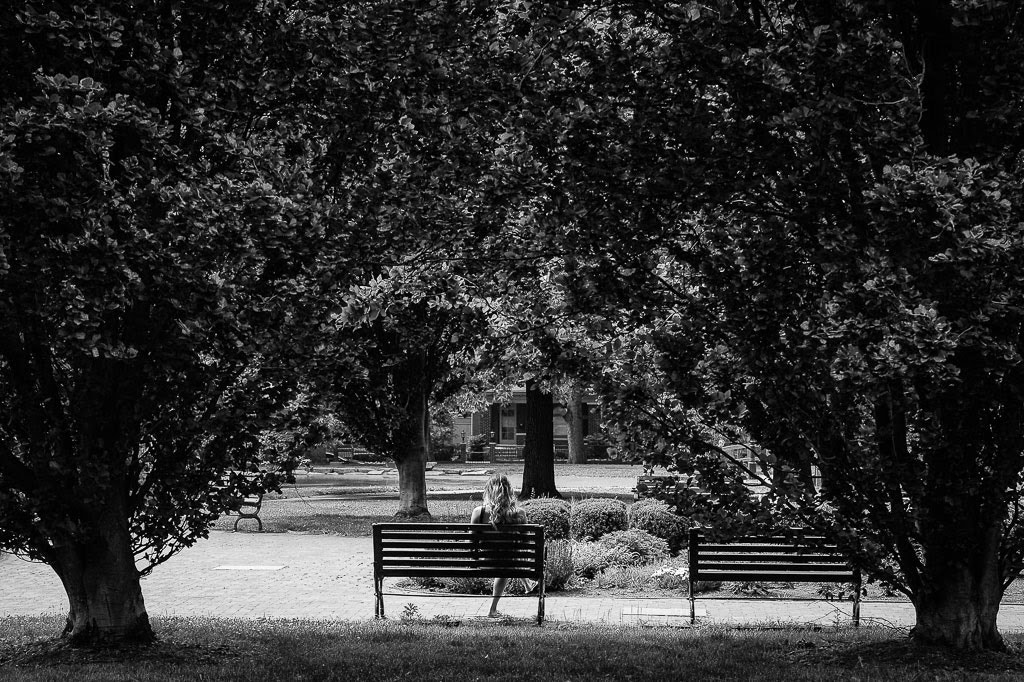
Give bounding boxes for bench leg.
[374,575,384,619]
[537,578,545,625]
[689,579,696,624]
[233,514,263,532]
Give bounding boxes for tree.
[520,378,560,498]
[0,2,356,643]
[316,272,490,517]
[559,379,587,464]
[492,0,1024,651]
[285,1,534,517]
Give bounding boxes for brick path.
[5,531,1024,630]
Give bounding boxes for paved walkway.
[5,531,1024,631]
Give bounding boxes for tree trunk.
[564,383,586,465]
[393,383,431,519]
[50,510,154,645]
[911,524,1005,651]
[521,379,560,498]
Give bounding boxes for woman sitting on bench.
[470,473,527,617]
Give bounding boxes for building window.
[500,404,516,443]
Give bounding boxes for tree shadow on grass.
[0,637,254,668]
[787,637,1024,677]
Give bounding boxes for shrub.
[597,530,670,566]
[521,498,571,540]
[571,541,631,579]
[628,499,688,555]
[544,540,574,591]
[593,564,651,590]
[569,498,628,541]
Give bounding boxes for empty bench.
[688,529,861,625]
[372,523,546,623]
[232,493,264,532]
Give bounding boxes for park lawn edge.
[2,616,1024,681]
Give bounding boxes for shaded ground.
[3,616,1024,681]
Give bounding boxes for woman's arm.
[470,506,484,524]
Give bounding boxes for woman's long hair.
[483,474,521,527]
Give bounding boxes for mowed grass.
[209,494,481,535]
[3,616,1024,681]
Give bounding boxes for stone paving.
[6,530,1024,631]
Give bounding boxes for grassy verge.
[2,616,1023,681]
[209,495,480,534]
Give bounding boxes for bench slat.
[699,553,846,563]
[698,562,855,574]
[374,540,536,548]
[693,570,855,582]
[376,531,539,543]
[699,544,840,553]
[379,558,539,569]
[378,567,540,578]
[385,548,540,557]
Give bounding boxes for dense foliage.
[569,498,628,541]
[520,497,571,540]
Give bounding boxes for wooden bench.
[372,523,546,623]
[688,529,861,625]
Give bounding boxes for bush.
[521,498,571,540]
[571,541,631,579]
[569,498,628,541]
[431,445,455,462]
[544,540,574,591]
[628,499,688,555]
[597,530,669,566]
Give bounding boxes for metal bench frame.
[233,493,263,532]
[688,529,861,625]
[372,523,546,623]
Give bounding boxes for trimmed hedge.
[627,499,688,555]
[569,498,628,541]
[521,497,571,540]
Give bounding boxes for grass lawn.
[3,616,1024,681]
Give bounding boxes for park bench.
[232,492,264,532]
[688,529,861,625]
[372,523,546,623]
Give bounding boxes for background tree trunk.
[564,382,586,464]
[393,384,431,518]
[521,379,560,498]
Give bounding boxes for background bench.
[688,529,861,625]
[232,493,263,532]
[372,523,546,623]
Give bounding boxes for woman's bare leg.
[488,578,508,616]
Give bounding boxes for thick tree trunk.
[912,525,1004,651]
[521,379,560,498]
[393,383,431,519]
[564,383,586,465]
[50,511,154,645]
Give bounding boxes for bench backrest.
[373,523,545,580]
[689,529,858,583]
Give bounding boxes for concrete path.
[5,531,1024,631]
